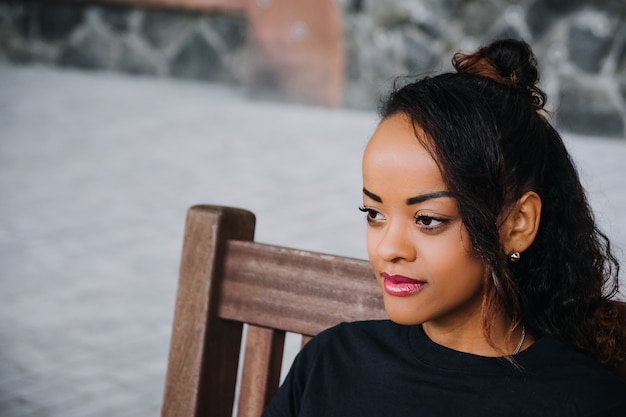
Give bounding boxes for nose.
[373,221,417,263]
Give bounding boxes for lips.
[382,272,426,296]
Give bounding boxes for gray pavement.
[1,64,625,417]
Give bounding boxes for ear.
[499,191,542,256]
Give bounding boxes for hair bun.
[453,39,546,110]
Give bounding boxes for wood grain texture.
[217,240,386,337]
[237,325,286,417]
[162,206,255,417]
[162,205,383,416]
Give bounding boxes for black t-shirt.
[262,320,626,417]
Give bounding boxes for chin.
[383,301,424,326]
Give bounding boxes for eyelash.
[358,206,447,230]
[358,206,381,224]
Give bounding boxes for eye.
[415,215,444,229]
[358,206,384,224]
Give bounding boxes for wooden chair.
[161,205,386,417]
[161,205,626,417]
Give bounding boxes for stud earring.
[509,251,521,262]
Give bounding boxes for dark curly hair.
[379,39,625,371]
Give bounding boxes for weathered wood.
[162,205,255,417]
[162,205,382,417]
[237,325,286,417]
[217,240,387,337]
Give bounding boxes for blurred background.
[1,0,625,416]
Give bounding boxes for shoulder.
[523,334,623,382]
[261,320,407,417]
[296,320,408,366]
[309,319,406,349]
[519,335,626,415]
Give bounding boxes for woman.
[262,39,626,416]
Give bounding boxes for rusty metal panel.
[247,0,344,106]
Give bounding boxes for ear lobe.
[499,191,542,256]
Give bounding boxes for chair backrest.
[161,205,626,417]
[161,205,386,417]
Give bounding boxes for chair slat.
[237,325,286,417]
[162,206,256,417]
[217,240,387,337]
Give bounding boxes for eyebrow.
[362,187,453,205]
[406,191,454,205]
[362,187,382,202]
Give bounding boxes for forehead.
[363,114,444,188]
[365,113,432,160]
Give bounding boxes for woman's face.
[362,113,487,329]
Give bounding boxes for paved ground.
[0,64,625,417]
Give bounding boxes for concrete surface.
[0,64,624,416]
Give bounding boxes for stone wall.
[1,0,625,139]
[340,0,626,139]
[0,1,248,83]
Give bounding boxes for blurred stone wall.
[341,0,626,139]
[0,1,248,83]
[1,0,625,139]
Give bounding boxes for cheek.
[365,228,375,254]
[365,229,379,271]
[425,230,484,281]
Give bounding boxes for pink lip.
[382,273,426,297]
